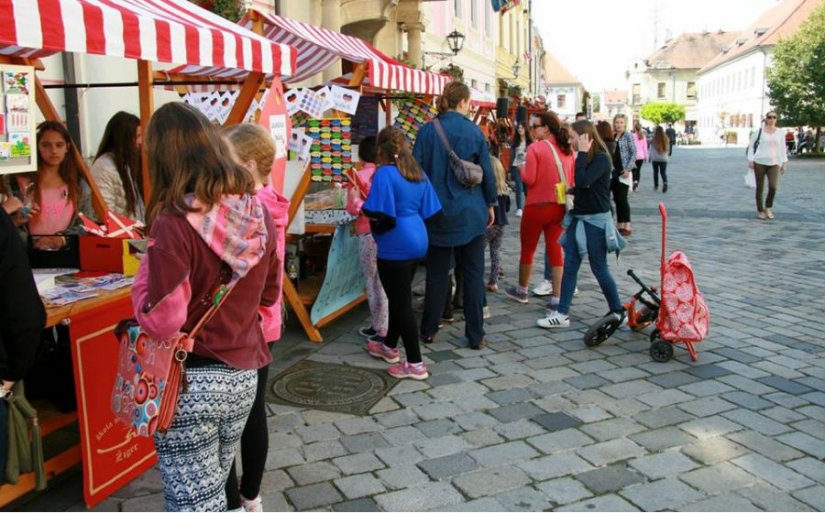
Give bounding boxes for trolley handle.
[659,202,668,273]
[627,269,661,304]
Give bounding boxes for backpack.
[657,251,709,343]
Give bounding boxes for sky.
[532,0,781,92]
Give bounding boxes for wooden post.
[224,72,263,127]
[137,60,154,202]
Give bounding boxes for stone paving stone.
[566,404,613,423]
[452,466,532,499]
[717,360,771,378]
[414,401,463,421]
[556,494,639,512]
[576,438,646,467]
[677,396,738,417]
[119,493,166,512]
[427,350,463,362]
[374,408,420,428]
[295,423,342,443]
[728,430,803,461]
[331,498,381,512]
[719,390,774,410]
[676,494,759,512]
[393,391,431,408]
[636,388,694,407]
[441,498,508,511]
[787,457,825,483]
[580,417,646,441]
[678,415,743,440]
[599,367,650,383]
[679,461,758,494]
[798,376,825,392]
[340,432,390,453]
[493,419,547,440]
[762,405,807,424]
[381,425,427,446]
[793,485,825,511]
[629,426,696,452]
[679,437,748,465]
[573,464,645,494]
[417,452,478,480]
[428,382,490,401]
[374,445,425,467]
[601,379,662,399]
[531,411,582,431]
[332,452,385,475]
[722,408,793,436]
[376,465,430,490]
[259,469,295,493]
[628,450,699,479]
[712,347,762,363]
[286,482,343,511]
[456,395,500,412]
[453,411,500,430]
[678,379,736,397]
[481,373,538,391]
[461,428,506,447]
[469,440,540,467]
[375,481,464,512]
[731,453,814,491]
[493,486,553,511]
[266,448,306,470]
[287,461,342,486]
[633,405,694,429]
[485,388,535,405]
[516,452,593,481]
[415,419,461,438]
[775,432,825,459]
[269,432,304,449]
[526,428,595,455]
[718,375,776,395]
[619,477,706,511]
[564,373,611,390]
[333,473,387,500]
[304,440,349,462]
[415,435,473,458]
[802,391,825,407]
[535,477,593,505]
[685,364,733,379]
[487,402,545,423]
[798,404,825,421]
[302,410,354,425]
[603,399,652,419]
[737,483,814,512]
[793,418,825,439]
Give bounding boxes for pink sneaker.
[387,362,429,380]
[366,340,400,363]
[240,494,263,512]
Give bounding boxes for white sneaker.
[241,495,263,512]
[483,305,491,319]
[532,279,553,296]
[515,209,523,217]
[537,311,570,329]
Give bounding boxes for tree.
[767,1,825,151]
[189,0,243,22]
[640,102,686,124]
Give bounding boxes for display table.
[0,288,157,509]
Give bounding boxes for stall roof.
[0,0,296,77]
[169,9,448,95]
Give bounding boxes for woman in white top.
[746,111,788,220]
[90,112,144,221]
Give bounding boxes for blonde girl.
[485,155,510,292]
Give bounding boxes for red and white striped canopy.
[0,0,296,77]
[170,10,448,95]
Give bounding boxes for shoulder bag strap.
[544,140,568,189]
[186,281,236,341]
[432,118,455,155]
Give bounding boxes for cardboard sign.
[329,85,361,115]
[310,224,365,324]
[257,77,291,193]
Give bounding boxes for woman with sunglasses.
[746,111,788,220]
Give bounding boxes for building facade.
[542,52,585,121]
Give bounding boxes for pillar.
[407,22,424,69]
[322,0,342,82]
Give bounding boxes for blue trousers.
[510,166,525,210]
[422,234,486,347]
[558,218,623,315]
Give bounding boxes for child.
[362,127,442,380]
[222,123,289,513]
[486,155,510,292]
[346,136,389,344]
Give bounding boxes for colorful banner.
[310,224,365,325]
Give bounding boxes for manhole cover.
[266,360,398,416]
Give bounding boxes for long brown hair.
[633,119,645,140]
[32,121,82,215]
[95,111,143,216]
[596,120,614,142]
[376,126,424,182]
[537,111,572,155]
[571,120,609,164]
[437,81,471,115]
[145,103,254,228]
[653,126,670,154]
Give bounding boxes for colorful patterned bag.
[111,285,232,437]
[657,251,709,343]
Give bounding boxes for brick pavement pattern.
[46,148,825,511]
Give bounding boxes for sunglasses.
[530,124,544,129]
[766,115,777,119]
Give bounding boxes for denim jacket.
[615,131,637,173]
[559,211,626,259]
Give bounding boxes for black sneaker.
[359,326,377,338]
[367,334,387,345]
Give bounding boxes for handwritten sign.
[310,224,365,324]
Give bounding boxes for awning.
[471,87,496,109]
[0,0,296,77]
[169,10,448,95]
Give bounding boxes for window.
[484,0,492,35]
[632,83,641,105]
[657,82,666,99]
[686,81,697,99]
[471,0,478,28]
[748,113,753,127]
[485,83,491,93]
[454,0,462,18]
[471,78,478,89]
[557,94,566,109]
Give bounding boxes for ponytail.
[376,127,424,182]
[437,81,471,115]
[538,111,572,155]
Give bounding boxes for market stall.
[0,0,296,507]
[166,9,449,343]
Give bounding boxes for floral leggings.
[359,234,389,336]
[486,225,504,286]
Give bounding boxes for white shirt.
[747,128,788,166]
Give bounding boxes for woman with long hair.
[413,81,498,350]
[611,114,636,236]
[363,127,442,380]
[510,121,531,216]
[91,111,145,221]
[504,111,574,309]
[133,103,280,511]
[538,120,626,329]
[632,119,648,191]
[746,111,788,220]
[650,126,671,192]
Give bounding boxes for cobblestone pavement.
[30,148,825,511]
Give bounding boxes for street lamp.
[423,30,466,68]
[512,59,521,78]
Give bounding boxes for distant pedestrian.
[650,126,670,193]
[746,111,788,220]
[485,155,510,293]
[632,119,648,191]
[666,123,677,156]
[510,122,530,217]
[612,114,636,236]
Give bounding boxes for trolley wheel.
[632,306,656,332]
[649,329,660,343]
[584,314,622,347]
[650,339,674,362]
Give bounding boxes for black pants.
[633,159,644,185]
[422,234,486,347]
[378,258,422,363]
[611,177,631,223]
[226,364,270,509]
[652,161,668,188]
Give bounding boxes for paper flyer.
[284,88,304,116]
[297,88,326,119]
[269,114,289,160]
[330,85,361,115]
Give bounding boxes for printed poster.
[329,85,361,115]
[310,224,365,324]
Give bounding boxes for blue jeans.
[558,218,623,315]
[544,253,551,281]
[510,166,525,210]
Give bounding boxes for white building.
[696,0,823,145]
[598,90,631,121]
[542,52,585,121]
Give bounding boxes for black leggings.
[633,159,644,185]
[378,258,422,363]
[226,364,270,508]
[611,177,631,223]
[652,161,668,187]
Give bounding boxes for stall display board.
[350,95,380,144]
[306,118,352,183]
[393,98,437,143]
[0,64,36,174]
[310,223,365,325]
[183,90,269,124]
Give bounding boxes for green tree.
[767,1,825,150]
[640,102,686,124]
[189,0,243,22]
